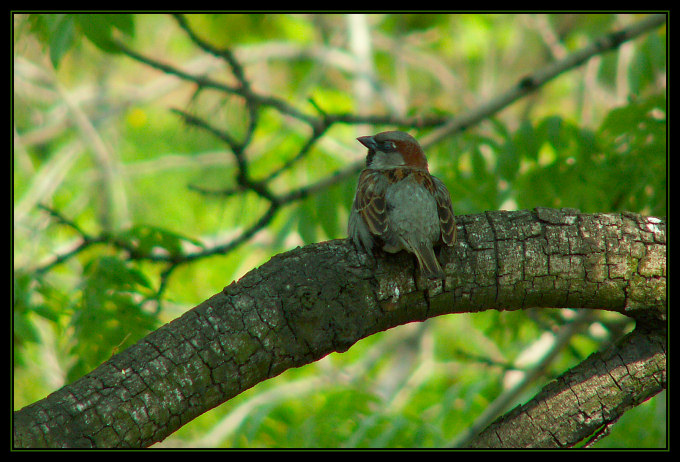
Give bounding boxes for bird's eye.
[381,141,396,151]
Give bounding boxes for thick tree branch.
[465,325,666,448]
[13,208,666,448]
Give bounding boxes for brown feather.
[355,170,389,237]
[413,241,445,278]
[433,179,456,246]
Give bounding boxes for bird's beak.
[357,135,377,150]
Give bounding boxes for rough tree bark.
[13,208,667,448]
[466,325,665,448]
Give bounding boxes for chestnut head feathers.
[357,131,429,170]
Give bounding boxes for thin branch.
[420,13,666,148]
[278,161,362,203]
[37,203,90,237]
[172,14,251,93]
[35,14,667,287]
[259,124,329,184]
[182,203,281,263]
[171,107,241,151]
[114,40,446,131]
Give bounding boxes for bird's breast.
[385,178,440,240]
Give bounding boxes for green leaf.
[119,225,201,258]
[25,14,135,67]
[48,14,75,67]
[73,14,134,54]
[513,120,539,162]
[597,94,666,214]
[69,255,158,381]
[497,138,520,181]
[628,32,666,95]
[25,14,76,68]
[83,255,151,290]
[471,146,487,181]
[536,116,566,150]
[315,186,340,239]
[104,13,135,36]
[296,199,318,244]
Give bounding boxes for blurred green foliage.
[25,13,134,67]
[13,13,666,448]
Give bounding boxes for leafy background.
[13,13,666,448]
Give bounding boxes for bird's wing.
[431,176,456,246]
[354,169,390,238]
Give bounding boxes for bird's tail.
[413,242,445,279]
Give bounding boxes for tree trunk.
[13,208,667,448]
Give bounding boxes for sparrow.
[348,131,456,279]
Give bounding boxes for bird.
[348,130,456,279]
